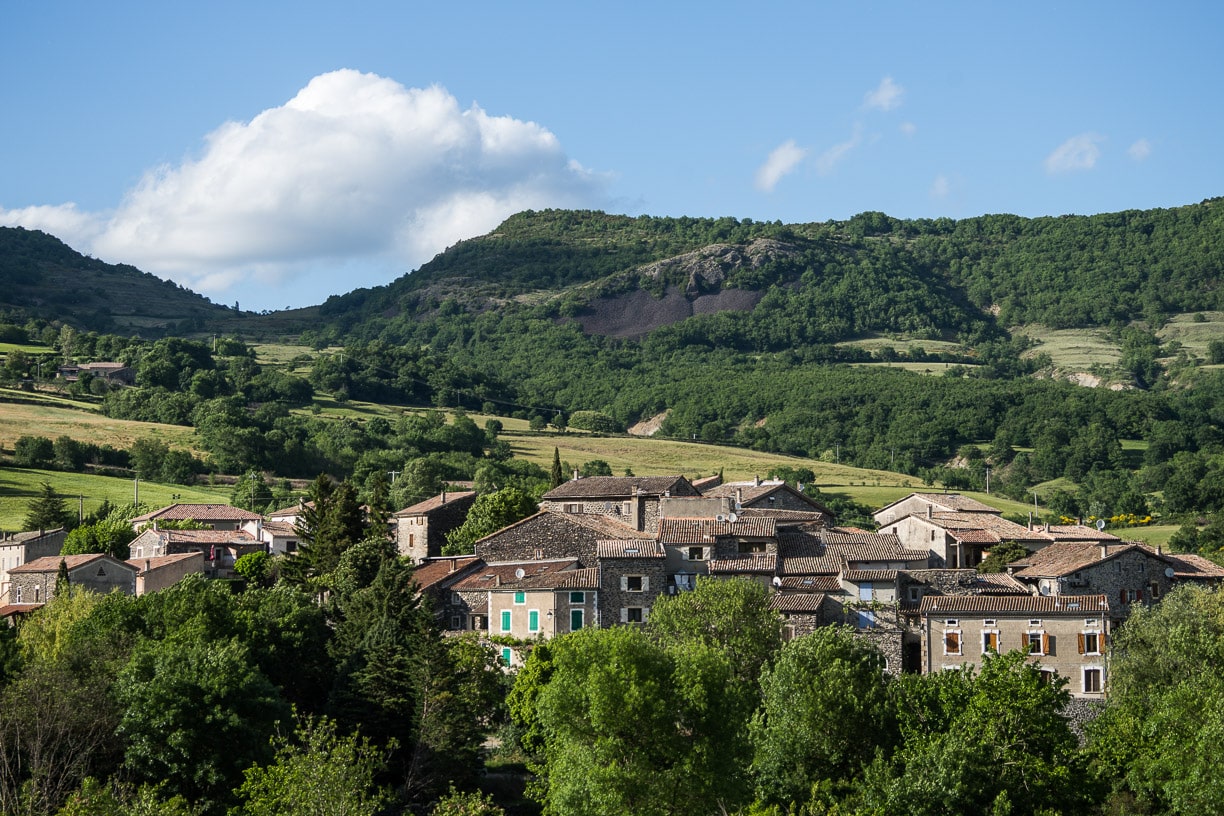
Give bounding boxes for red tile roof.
[1158,551,1224,580]
[770,592,826,613]
[125,552,204,574]
[709,553,777,574]
[657,517,776,544]
[11,554,130,573]
[596,540,665,559]
[393,491,477,517]
[844,569,899,582]
[1010,542,1163,579]
[451,559,580,591]
[878,492,1002,515]
[542,475,697,500]
[131,504,263,523]
[778,575,841,592]
[919,594,1110,615]
[412,556,483,591]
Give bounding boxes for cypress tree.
[550,447,564,488]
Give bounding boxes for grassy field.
[1158,311,1224,358]
[0,398,197,453]
[0,342,52,355]
[1014,325,1122,373]
[850,361,976,375]
[836,335,966,355]
[0,466,231,531]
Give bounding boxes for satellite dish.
[728,513,738,523]
[1165,567,1175,578]
[1095,519,1106,531]
[771,576,782,588]
[514,568,525,579]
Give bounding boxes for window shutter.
[1136,589,1144,601]
[1078,633,1085,655]
[620,607,628,623]
[642,576,650,592]
[1120,589,1128,605]
[1042,633,1051,655]
[1020,634,1028,650]
[620,576,628,591]
[1102,633,1108,648]
[643,606,650,621]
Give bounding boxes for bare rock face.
[576,238,799,338]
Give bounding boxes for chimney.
[1044,522,1050,533]
[736,488,743,506]
[1099,544,1108,560]
[573,469,580,481]
[441,490,447,504]
[753,475,760,487]
[495,574,501,587]
[927,504,932,519]
[449,559,456,573]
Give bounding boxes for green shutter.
[501,610,511,632]
[571,608,583,631]
[529,610,539,632]
[514,591,525,604]
[501,647,512,666]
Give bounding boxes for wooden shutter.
[1136,589,1144,601]
[1043,633,1052,655]
[1078,633,1086,655]
[1120,589,1128,604]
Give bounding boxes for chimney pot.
[573,469,579,481]
[442,490,447,504]
[754,475,760,487]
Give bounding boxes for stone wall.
[600,557,667,626]
[475,513,603,566]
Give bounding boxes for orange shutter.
[1078,633,1085,655]
[1042,633,1051,655]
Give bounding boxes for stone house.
[9,554,137,603]
[540,475,700,534]
[0,528,67,602]
[413,555,485,631]
[58,361,135,385]
[129,503,264,532]
[128,527,263,578]
[699,477,834,520]
[876,497,1054,568]
[127,552,205,594]
[245,519,299,556]
[1007,541,1224,622]
[919,593,1112,699]
[393,490,477,563]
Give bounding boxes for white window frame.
[982,629,999,654]
[569,591,585,604]
[1083,666,1104,694]
[943,628,962,656]
[513,590,526,605]
[528,609,540,633]
[623,575,646,593]
[500,610,512,633]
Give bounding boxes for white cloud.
[900,121,917,136]
[754,140,808,192]
[2,70,607,302]
[1128,138,1152,161]
[930,174,951,200]
[816,126,863,176]
[864,76,904,112]
[1044,132,1105,174]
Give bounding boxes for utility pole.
[985,466,991,495]
[78,494,84,524]
[134,477,139,507]
[388,470,401,484]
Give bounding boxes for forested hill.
[313,199,1224,342]
[0,227,236,334]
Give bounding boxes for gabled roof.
[844,569,899,583]
[657,517,776,544]
[1009,542,1166,579]
[1159,551,1224,580]
[411,556,483,591]
[596,540,665,559]
[777,531,922,575]
[889,511,1053,544]
[125,552,205,574]
[1,528,65,545]
[770,592,826,613]
[11,553,135,574]
[131,504,263,524]
[778,575,841,592]
[134,528,259,545]
[451,559,580,591]
[701,480,833,514]
[919,594,1110,615]
[393,491,477,517]
[1045,524,1122,543]
[511,567,601,591]
[735,507,829,524]
[542,475,697,500]
[875,492,1002,516]
[708,553,777,574]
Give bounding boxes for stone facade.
[0,529,66,602]
[919,594,1112,699]
[129,552,205,594]
[475,512,637,566]
[394,491,477,563]
[9,554,137,603]
[598,546,667,626]
[1010,543,1175,623]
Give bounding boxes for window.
[687,547,705,561]
[528,610,540,633]
[782,624,796,642]
[858,584,874,601]
[623,607,644,624]
[983,619,996,627]
[570,591,585,604]
[500,610,511,633]
[944,630,961,655]
[1149,582,1161,599]
[286,540,298,553]
[450,615,462,630]
[1027,632,1049,655]
[856,609,875,629]
[570,609,583,631]
[500,647,513,667]
[624,575,644,592]
[1079,632,1102,655]
[908,586,922,603]
[982,631,999,654]
[1084,668,1103,693]
[34,586,40,602]
[564,503,582,514]
[945,619,959,627]
[514,591,526,605]
[14,586,21,603]
[471,615,486,631]
[737,541,766,554]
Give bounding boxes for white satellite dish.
[514,568,525,579]
[771,576,782,588]
[1165,567,1175,578]
[728,513,738,523]
[1096,519,1106,531]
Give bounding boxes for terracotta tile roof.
[393,491,477,517]
[412,556,483,591]
[510,567,601,590]
[566,512,645,539]
[1010,542,1163,579]
[780,555,842,574]
[735,508,829,524]
[820,532,905,547]
[2,528,66,543]
[844,569,899,582]
[451,559,580,591]
[596,540,665,559]
[830,526,873,534]
[881,492,1002,514]
[1046,524,1122,542]
[0,603,44,617]
[259,521,298,536]
[657,517,776,544]
[267,501,310,518]
[131,504,264,523]
[701,479,787,501]
[690,475,723,490]
[1159,551,1224,580]
[542,475,697,500]
[11,554,126,573]
[770,592,826,613]
[709,553,778,574]
[919,594,1110,615]
[139,529,259,545]
[973,572,1032,593]
[779,575,841,592]
[125,552,204,574]
[922,512,1053,542]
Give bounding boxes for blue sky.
[3,1,1222,311]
